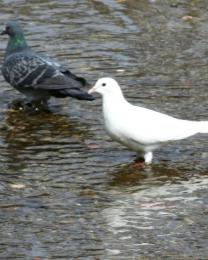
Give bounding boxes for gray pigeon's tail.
[43,70,95,100]
[54,70,95,100]
[62,70,91,87]
[50,88,95,101]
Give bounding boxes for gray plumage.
[1,21,95,104]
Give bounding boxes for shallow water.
[0,0,208,259]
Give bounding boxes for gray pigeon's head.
[1,21,24,37]
[1,21,28,55]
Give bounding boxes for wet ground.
[0,0,208,259]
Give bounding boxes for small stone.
[10,183,26,189]
[181,15,194,21]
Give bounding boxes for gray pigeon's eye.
[102,83,106,87]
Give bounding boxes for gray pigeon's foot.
[24,100,50,113]
[31,99,49,111]
[8,99,49,113]
[8,98,28,111]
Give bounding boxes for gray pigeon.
[1,21,95,109]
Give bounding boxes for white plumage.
[89,78,208,164]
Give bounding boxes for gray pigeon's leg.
[41,98,48,107]
[40,98,49,110]
[144,152,153,164]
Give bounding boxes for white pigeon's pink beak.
[88,86,97,94]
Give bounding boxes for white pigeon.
[88,78,208,164]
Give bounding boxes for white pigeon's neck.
[105,86,126,101]
[102,88,129,113]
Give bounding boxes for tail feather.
[50,88,95,101]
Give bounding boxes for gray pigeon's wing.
[2,52,55,87]
[37,71,86,90]
[2,51,87,89]
[37,72,94,100]
[2,51,94,100]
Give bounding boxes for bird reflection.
[0,108,89,173]
[109,160,199,189]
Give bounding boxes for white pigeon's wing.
[119,105,199,145]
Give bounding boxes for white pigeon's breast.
[103,101,149,152]
[105,116,159,152]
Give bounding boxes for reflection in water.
[109,159,208,190]
[0,109,89,174]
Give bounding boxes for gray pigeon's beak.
[88,86,97,94]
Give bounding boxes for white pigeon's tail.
[197,121,208,133]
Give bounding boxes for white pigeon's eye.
[102,83,106,87]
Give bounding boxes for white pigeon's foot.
[144,152,153,165]
[133,152,153,167]
[133,157,145,169]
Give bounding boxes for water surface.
[0,0,208,259]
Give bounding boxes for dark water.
[0,0,208,259]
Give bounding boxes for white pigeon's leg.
[144,152,153,164]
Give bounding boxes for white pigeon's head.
[88,78,123,97]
